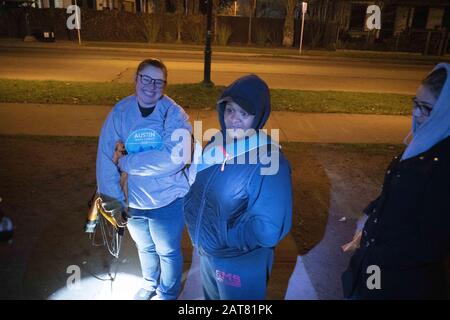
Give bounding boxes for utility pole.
[299,2,307,54]
[203,0,214,86]
[75,0,81,45]
[247,0,255,45]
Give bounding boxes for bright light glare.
[48,272,142,300]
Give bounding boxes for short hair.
[422,68,447,98]
[136,58,168,81]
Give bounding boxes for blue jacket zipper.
[193,165,220,250]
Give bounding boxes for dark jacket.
[342,136,450,299]
[184,75,292,258]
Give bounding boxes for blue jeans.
[127,198,184,300]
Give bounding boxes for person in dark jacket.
[342,63,450,300]
[184,74,292,300]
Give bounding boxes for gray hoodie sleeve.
[96,109,126,205]
[118,102,193,177]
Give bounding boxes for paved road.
[0,44,433,94]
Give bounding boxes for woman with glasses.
[96,58,192,300]
[342,63,450,299]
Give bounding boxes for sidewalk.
[0,103,411,144]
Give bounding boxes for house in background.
[339,0,450,38]
[3,0,449,53]
[20,0,450,31]
[223,0,285,18]
[33,0,155,13]
[11,0,286,16]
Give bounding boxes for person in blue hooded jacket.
[184,74,293,300]
[96,58,192,300]
[342,63,450,299]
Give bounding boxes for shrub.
[255,25,271,46]
[184,15,205,44]
[142,14,162,43]
[216,23,232,45]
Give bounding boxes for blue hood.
[217,74,271,131]
[402,63,450,160]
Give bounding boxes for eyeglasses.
[137,74,166,88]
[412,98,433,117]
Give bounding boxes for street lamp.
[202,0,214,86]
[75,0,81,45]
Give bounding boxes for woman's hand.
[120,172,128,202]
[341,230,362,252]
[115,209,129,228]
[113,141,126,165]
[116,173,129,227]
[341,214,368,252]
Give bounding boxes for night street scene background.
[0,0,449,305]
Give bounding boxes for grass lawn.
[0,79,413,115]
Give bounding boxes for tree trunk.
[154,0,165,13]
[308,0,339,49]
[248,0,255,45]
[187,0,200,15]
[282,0,296,47]
[213,0,219,43]
[176,0,183,42]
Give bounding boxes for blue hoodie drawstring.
[221,153,229,172]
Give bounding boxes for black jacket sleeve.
[371,161,450,269]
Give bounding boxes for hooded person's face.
[223,101,255,139]
[413,84,437,128]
